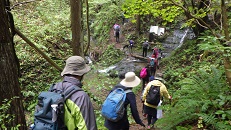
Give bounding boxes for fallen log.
[130,54,149,61]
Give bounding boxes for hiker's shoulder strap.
[125,89,133,93]
[64,85,83,100]
[49,83,63,94]
[49,82,83,100]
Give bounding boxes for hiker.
[148,55,157,76]
[152,46,161,68]
[128,39,134,54]
[104,72,145,130]
[113,23,120,43]
[142,79,172,129]
[158,48,163,60]
[141,75,155,118]
[140,64,151,90]
[52,56,97,130]
[142,41,150,57]
[152,46,159,59]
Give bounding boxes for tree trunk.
[70,0,83,56]
[136,15,141,35]
[0,1,26,129]
[84,0,90,55]
[221,0,231,87]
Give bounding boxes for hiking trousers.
[143,48,148,57]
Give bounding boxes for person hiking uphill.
[52,56,98,130]
[104,72,145,130]
[148,55,157,76]
[113,23,120,43]
[140,64,151,90]
[142,79,172,129]
[142,41,150,57]
[152,46,161,68]
[141,75,155,118]
[128,39,134,54]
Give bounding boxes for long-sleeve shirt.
[53,76,98,130]
[142,80,170,108]
[104,84,143,129]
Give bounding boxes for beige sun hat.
[61,56,91,76]
[120,72,141,88]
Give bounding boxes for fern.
[156,67,230,129]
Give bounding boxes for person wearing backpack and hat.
[52,56,98,130]
[142,79,172,129]
[104,72,145,130]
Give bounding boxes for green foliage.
[157,67,231,129]
[13,0,71,46]
[99,44,123,67]
[0,98,21,130]
[198,31,231,58]
[95,110,107,130]
[159,31,230,129]
[89,0,123,43]
[12,0,72,115]
[122,0,183,25]
[162,40,201,87]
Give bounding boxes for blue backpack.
[101,88,132,122]
[150,58,155,67]
[31,84,82,130]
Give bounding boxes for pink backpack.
[140,68,147,78]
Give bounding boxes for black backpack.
[31,84,82,130]
[146,85,160,106]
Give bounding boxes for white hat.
[120,72,141,88]
[61,56,91,76]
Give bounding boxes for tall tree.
[136,14,141,35]
[84,0,90,55]
[221,0,231,87]
[70,0,83,56]
[0,0,26,129]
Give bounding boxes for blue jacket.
[104,84,142,129]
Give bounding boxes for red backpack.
[140,68,147,78]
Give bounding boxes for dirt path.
[109,25,126,49]
[109,22,166,130]
[109,26,162,130]
[129,69,162,130]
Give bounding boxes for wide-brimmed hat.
[61,56,91,76]
[120,72,141,88]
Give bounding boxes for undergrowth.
[158,37,231,129]
[157,67,231,130]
